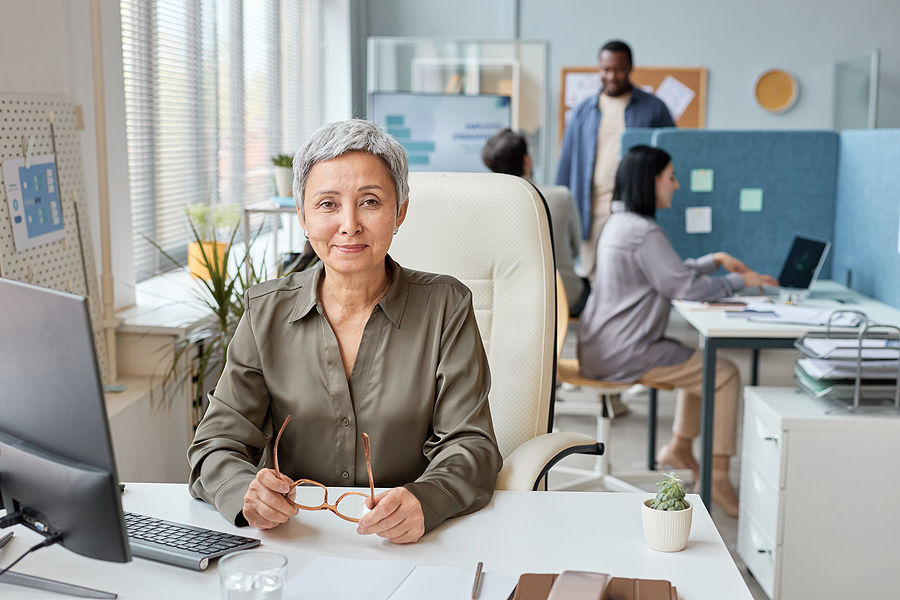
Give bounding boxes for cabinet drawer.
[743,408,783,487]
[737,511,779,599]
[739,462,781,544]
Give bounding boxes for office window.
[121,0,322,280]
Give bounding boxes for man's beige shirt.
[591,91,631,218]
[187,257,502,533]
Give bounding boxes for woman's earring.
[302,229,309,239]
[393,227,399,235]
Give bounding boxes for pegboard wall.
[0,94,109,383]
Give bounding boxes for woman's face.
[299,151,407,278]
[655,162,679,209]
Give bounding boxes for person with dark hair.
[577,146,778,517]
[555,40,676,282]
[482,129,588,316]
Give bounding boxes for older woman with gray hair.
[188,119,502,544]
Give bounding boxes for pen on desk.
[471,561,483,599]
[0,531,13,549]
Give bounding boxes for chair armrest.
[496,432,604,491]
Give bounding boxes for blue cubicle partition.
[651,130,839,281]
[832,129,900,308]
[620,128,656,155]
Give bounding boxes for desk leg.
[751,349,759,386]
[699,337,717,510]
[648,388,658,471]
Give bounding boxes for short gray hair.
[292,119,409,220]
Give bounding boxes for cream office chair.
[553,274,691,491]
[389,172,602,491]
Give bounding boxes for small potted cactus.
[641,473,693,552]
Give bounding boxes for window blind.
[121,0,322,281]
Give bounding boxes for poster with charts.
[2,154,65,252]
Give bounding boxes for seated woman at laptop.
[578,146,778,516]
[188,119,502,543]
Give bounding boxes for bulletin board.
[559,66,707,143]
[0,94,109,383]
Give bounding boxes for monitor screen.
[777,236,830,290]
[0,278,129,563]
[369,92,511,172]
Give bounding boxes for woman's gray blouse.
[578,203,745,382]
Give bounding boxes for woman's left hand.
[714,252,749,273]
[356,487,425,544]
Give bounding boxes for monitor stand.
[0,568,116,598]
[0,519,116,599]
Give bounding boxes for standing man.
[482,129,589,316]
[556,40,675,281]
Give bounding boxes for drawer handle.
[763,435,779,443]
[757,548,773,555]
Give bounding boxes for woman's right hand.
[242,468,299,529]
[741,270,779,289]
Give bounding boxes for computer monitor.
[0,278,130,565]
[777,235,830,290]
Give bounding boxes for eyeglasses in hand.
[273,415,375,523]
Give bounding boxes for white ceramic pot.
[273,166,293,198]
[641,499,692,552]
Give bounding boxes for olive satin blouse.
[187,257,502,533]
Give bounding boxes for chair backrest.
[555,271,570,360]
[389,172,556,459]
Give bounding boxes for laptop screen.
[777,236,830,290]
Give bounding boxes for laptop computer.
[737,235,830,299]
[777,235,830,291]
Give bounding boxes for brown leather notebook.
[512,573,677,600]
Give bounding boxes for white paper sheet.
[285,556,414,600]
[725,306,862,327]
[797,357,899,380]
[285,556,516,600]
[798,337,900,360]
[685,206,712,234]
[654,75,695,121]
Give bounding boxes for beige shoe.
[712,470,740,518]
[604,394,630,419]
[655,443,699,476]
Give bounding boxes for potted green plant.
[185,203,241,280]
[271,153,294,198]
[145,204,264,424]
[641,473,693,552]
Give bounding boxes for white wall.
[0,0,134,309]
[365,0,900,174]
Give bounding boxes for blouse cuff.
[724,272,746,294]
[213,474,256,526]
[404,480,459,533]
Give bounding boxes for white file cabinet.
[738,387,900,599]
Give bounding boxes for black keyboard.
[124,512,260,571]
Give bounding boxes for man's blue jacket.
[555,87,675,239]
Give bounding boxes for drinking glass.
[219,550,287,600]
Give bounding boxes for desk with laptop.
[674,235,900,508]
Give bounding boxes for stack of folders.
[513,572,676,600]
[793,331,900,409]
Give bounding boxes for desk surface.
[2,484,752,599]
[674,280,900,339]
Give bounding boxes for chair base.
[551,392,693,492]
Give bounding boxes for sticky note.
[740,188,763,212]
[685,206,712,234]
[690,169,714,192]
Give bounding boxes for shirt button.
[342,418,350,427]
[341,471,349,479]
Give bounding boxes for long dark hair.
[613,145,672,219]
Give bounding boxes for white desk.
[672,280,900,509]
[1,484,752,599]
